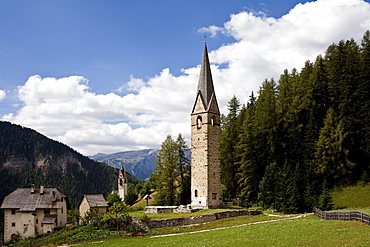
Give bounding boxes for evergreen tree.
[220,96,241,199]
[150,134,190,205]
[282,162,306,213]
[314,108,355,186]
[124,184,138,206]
[176,134,191,205]
[258,162,284,210]
[317,179,333,211]
[358,31,370,172]
[236,92,259,205]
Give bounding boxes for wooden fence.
[314,208,370,225]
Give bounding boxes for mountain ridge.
[90,149,160,181]
[0,121,142,209]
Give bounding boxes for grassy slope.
[79,215,370,247]
[77,184,370,247]
[331,183,370,210]
[13,184,370,246]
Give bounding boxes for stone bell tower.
[118,165,128,201]
[191,42,222,209]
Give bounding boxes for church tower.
[118,165,128,201]
[191,42,222,209]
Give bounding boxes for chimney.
[52,191,56,201]
[40,185,44,195]
[31,184,35,194]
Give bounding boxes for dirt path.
[150,213,311,238]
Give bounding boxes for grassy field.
[79,214,370,247]
[332,184,370,210]
[12,184,370,246]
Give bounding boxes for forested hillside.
[220,31,370,213]
[0,121,142,209]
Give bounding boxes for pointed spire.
[120,165,127,178]
[197,43,215,109]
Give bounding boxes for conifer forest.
[220,31,370,213]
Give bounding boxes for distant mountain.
[0,121,142,210]
[90,149,159,181]
[90,149,191,181]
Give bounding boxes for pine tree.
[150,134,190,206]
[237,93,258,205]
[317,179,333,211]
[151,135,179,205]
[314,108,355,186]
[176,134,191,205]
[258,162,284,210]
[220,96,241,199]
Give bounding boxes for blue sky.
[1,0,370,155]
[0,0,311,95]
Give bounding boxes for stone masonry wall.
[130,210,262,230]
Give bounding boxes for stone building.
[191,43,222,209]
[0,185,68,243]
[118,165,128,201]
[79,194,108,222]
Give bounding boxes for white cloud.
[3,0,370,155]
[198,25,224,38]
[0,90,5,101]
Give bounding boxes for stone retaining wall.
[130,210,261,230]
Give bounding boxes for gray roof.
[196,43,217,110]
[0,187,67,211]
[83,194,108,208]
[42,214,57,224]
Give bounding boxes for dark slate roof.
[0,187,67,211]
[42,214,57,224]
[84,194,108,208]
[197,43,216,109]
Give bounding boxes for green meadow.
[11,184,370,246]
[79,214,370,247]
[78,184,370,247]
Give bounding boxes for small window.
[212,193,217,200]
[211,117,215,126]
[36,219,39,224]
[197,116,202,129]
[12,222,16,227]
[11,209,16,215]
[195,189,198,197]
[44,209,50,215]
[61,207,63,214]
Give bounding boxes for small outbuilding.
[79,194,108,222]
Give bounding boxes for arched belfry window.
[197,116,202,129]
[211,116,215,126]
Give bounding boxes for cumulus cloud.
[0,90,5,101]
[3,0,370,155]
[3,72,196,155]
